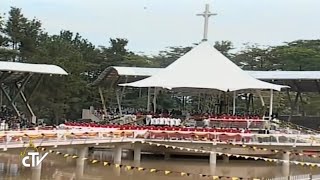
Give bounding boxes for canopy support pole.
[197,93,201,111]
[256,90,265,107]
[26,75,44,104]
[12,73,32,103]
[287,91,300,121]
[0,85,20,117]
[285,89,293,122]
[147,87,151,112]
[269,89,274,119]
[15,83,36,123]
[139,88,142,98]
[183,96,186,110]
[256,90,265,117]
[299,93,304,116]
[153,87,157,113]
[115,89,122,116]
[119,76,128,104]
[98,86,107,118]
[232,91,236,115]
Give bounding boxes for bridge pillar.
[222,155,229,163]
[76,147,88,178]
[164,152,170,160]
[113,166,121,176]
[127,150,134,159]
[210,164,216,175]
[134,144,142,162]
[209,147,217,165]
[113,145,122,164]
[66,148,73,163]
[31,153,43,180]
[282,152,290,177]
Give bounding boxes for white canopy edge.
[0,61,68,75]
[247,71,320,80]
[108,67,320,80]
[110,66,162,76]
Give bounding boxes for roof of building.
[91,66,162,87]
[0,61,68,75]
[0,61,68,84]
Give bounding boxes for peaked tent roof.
[119,41,288,92]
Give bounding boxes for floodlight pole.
[197,4,217,41]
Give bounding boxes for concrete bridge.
[0,128,319,163]
[1,128,320,180]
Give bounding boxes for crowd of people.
[89,106,266,130]
[0,105,29,130]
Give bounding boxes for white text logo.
[22,152,48,167]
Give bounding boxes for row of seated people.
[192,114,262,121]
[64,122,251,133]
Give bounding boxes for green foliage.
[4,7,27,50]
[233,44,273,70]
[214,40,233,58]
[154,46,193,67]
[270,42,320,71]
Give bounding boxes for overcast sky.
[1,0,320,54]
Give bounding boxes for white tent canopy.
[119,41,288,92]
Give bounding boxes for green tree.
[233,44,272,70]
[270,41,320,71]
[214,40,233,58]
[154,46,193,67]
[19,18,42,60]
[4,7,27,52]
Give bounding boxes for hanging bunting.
[36,146,259,180]
[145,142,320,168]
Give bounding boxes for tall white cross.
[197,4,217,41]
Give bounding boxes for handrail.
[1,128,320,150]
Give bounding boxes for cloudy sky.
[1,0,320,54]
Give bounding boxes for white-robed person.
[155,118,160,126]
[203,118,210,127]
[146,115,152,125]
[150,118,155,125]
[164,118,170,126]
[175,118,181,126]
[159,118,165,126]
